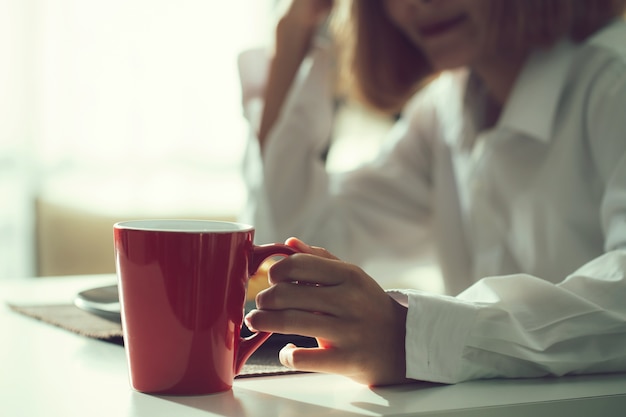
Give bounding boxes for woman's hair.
[332,0,626,114]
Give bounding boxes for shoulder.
[569,20,626,86]
[569,20,626,181]
[572,19,626,110]
[561,20,626,130]
[586,19,626,57]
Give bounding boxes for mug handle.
[235,243,299,374]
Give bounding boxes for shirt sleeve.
[392,249,626,384]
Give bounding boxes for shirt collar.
[497,39,576,143]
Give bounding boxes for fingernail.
[244,314,257,332]
[279,344,296,368]
[287,237,309,252]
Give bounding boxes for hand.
[245,238,412,386]
[277,0,334,33]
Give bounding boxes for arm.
[399,249,626,383]
[258,0,333,149]
[241,44,439,263]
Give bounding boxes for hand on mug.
[244,237,412,386]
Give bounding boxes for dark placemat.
[8,303,312,377]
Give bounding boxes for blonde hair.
[333,0,626,114]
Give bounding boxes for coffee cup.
[113,219,297,395]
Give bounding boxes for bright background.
[2,0,274,279]
[1,0,440,291]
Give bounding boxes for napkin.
[8,303,301,378]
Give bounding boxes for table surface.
[2,274,626,417]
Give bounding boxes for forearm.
[240,37,337,247]
[258,15,320,149]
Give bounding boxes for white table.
[2,274,626,417]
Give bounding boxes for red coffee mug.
[113,219,297,395]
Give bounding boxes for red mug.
[113,219,296,395]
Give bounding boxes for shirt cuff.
[391,289,479,384]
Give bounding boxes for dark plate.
[74,284,316,347]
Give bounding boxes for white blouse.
[239,20,626,383]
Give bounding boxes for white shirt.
[239,20,626,383]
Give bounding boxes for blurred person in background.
[239,0,626,386]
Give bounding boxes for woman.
[240,0,626,386]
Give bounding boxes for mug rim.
[114,219,254,233]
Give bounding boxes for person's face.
[383,0,491,71]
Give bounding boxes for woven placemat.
[8,303,310,378]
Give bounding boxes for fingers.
[276,302,410,386]
[268,251,360,288]
[255,281,342,316]
[279,344,360,378]
[245,307,340,340]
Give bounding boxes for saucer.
[74,284,122,323]
[74,284,316,346]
